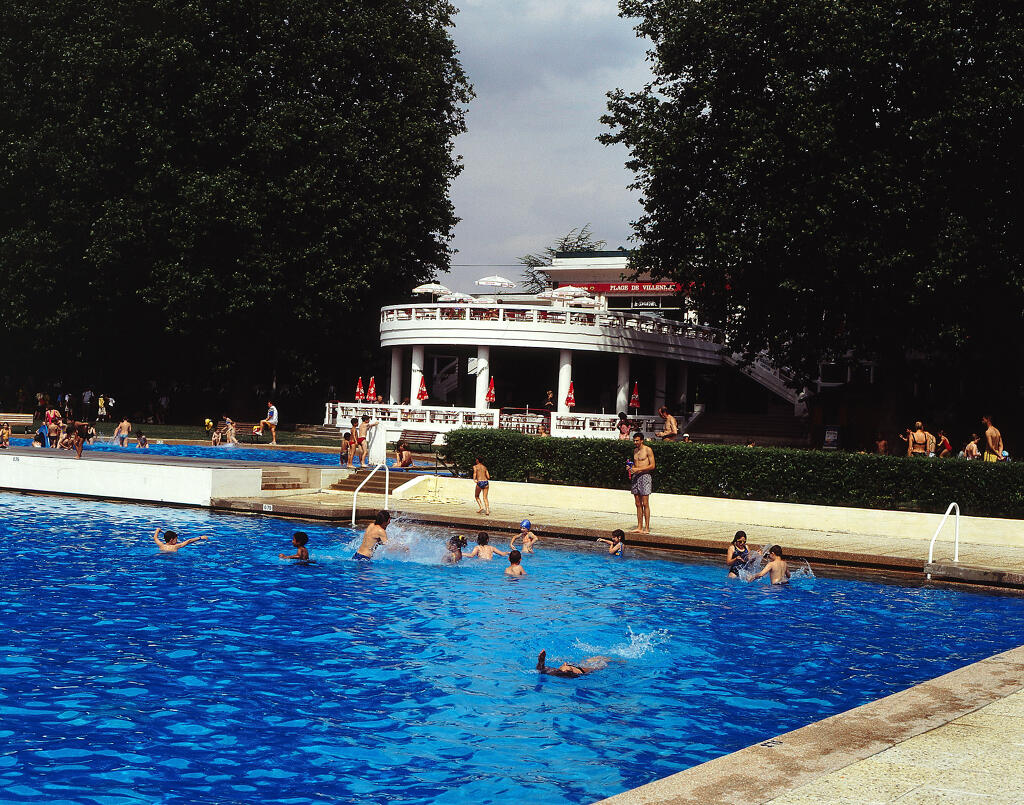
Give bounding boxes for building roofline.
[552,250,631,259]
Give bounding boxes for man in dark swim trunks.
[535,650,610,678]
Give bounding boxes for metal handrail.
[926,502,960,578]
[350,462,390,527]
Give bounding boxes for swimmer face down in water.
[535,650,610,678]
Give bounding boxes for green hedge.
[441,429,1024,518]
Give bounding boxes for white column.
[557,349,573,414]
[677,363,689,412]
[410,345,425,408]
[616,353,630,412]
[654,359,667,413]
[474,345,491,409]
[389,348,403,404]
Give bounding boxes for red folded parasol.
[366,376,376,401]
[417,376,429,400]
[565,381,576,408]
[485,376,495,403]
[630,382,639,409]
[355,377,365,402]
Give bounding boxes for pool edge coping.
[592,644,1024,805]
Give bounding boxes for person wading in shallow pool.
[353,510,390,561]
[726,530,759,578]
[535,650,611,678]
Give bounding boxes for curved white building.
[325,252,799,442]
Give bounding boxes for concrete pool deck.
[597,644,1024,805]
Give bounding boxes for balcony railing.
[323,402,662,441]
[380,303,721,343]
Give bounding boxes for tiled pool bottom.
[3,492,1024,804]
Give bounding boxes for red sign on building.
[574,281,682,296]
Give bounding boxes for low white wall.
[1,453,263,507]
[392,476,1024,548]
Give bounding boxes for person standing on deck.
[629,432,655,534]
[258,401,279,445]
[982,415,1004,462]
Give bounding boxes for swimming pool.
[3,491,1024,804]
[9,438,395,468]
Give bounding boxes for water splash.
[574,626,670,659]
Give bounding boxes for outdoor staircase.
[722,352,800,405]
[685,412,810,447]
[329,469,391,496]
[433,357,460,401]
[261,468,306,491]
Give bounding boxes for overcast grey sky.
[442,0,652,292]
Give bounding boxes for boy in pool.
[505,549,526,577]
[464,532,508,561]
[748,545,790,585]
[353,510,390,560]
[596,529,625,556]
[472,456,490,515]
[153,528,209,553]
[535,650,609,678]
[279,531,310,561]
[510,520,538,553]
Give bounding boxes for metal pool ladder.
[926,502,960,579]
[351,462,390,527]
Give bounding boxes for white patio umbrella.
[474,275,516,289]
[437,291,474,302]
[567,296,601,308]
[536,289,561,300]
[412,282,451,301]
[551,285,591,299]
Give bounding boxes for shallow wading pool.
[2,491,1023,804]
[9,438,400,468]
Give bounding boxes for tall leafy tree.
[602,1,1024,403]
[0,1,472,410]
[518,225,607,292]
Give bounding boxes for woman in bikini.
[907,421,928,457]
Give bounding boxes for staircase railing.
[926,502,960,579]
[350,462,390,527]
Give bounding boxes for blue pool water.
[3,491,1024,804]
[9,438,389,468]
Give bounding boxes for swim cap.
[520,519,531,530]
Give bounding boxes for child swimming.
[279,531,310,561]
[505,549,526,577]
[748,545,790,585]
[153,528,209,553]
[596,529,625,556]
[443,534,467,564]
[509,520,538,553]
[464,532,508,561]
[535,650,610,678]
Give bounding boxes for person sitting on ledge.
[395,442,414,468]
[535,650,610,678]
